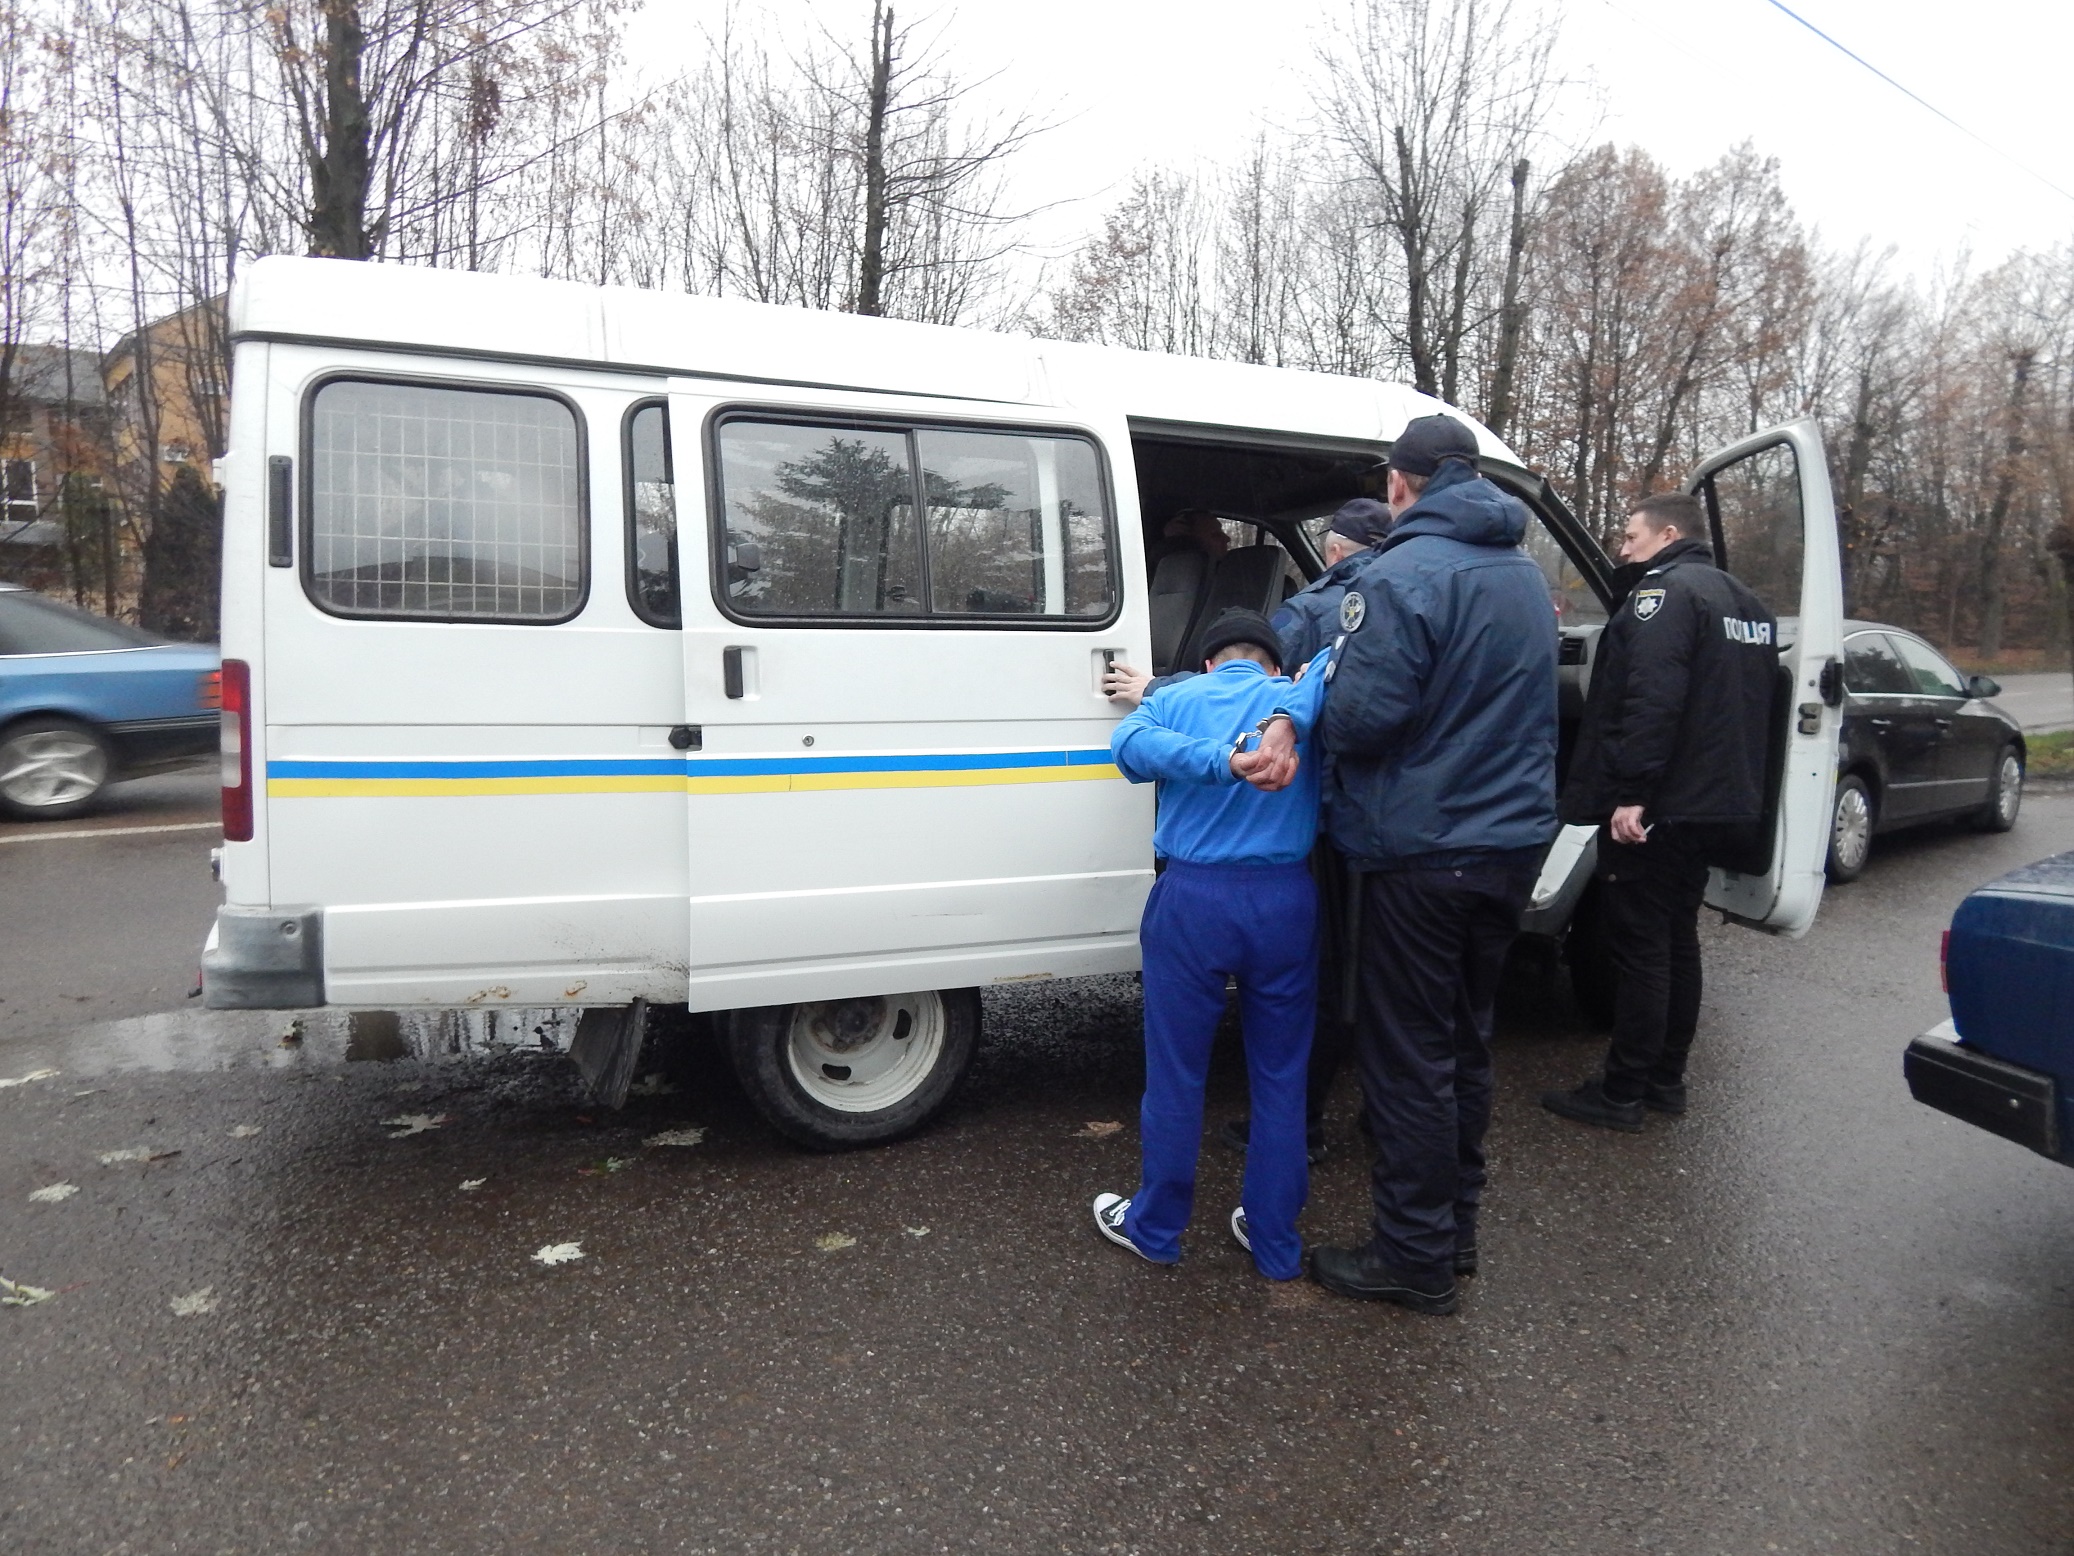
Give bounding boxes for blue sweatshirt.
[1111,653,1331,866]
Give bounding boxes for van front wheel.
[725,988,979,1150]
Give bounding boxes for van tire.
[0,715,113,820]
[1564,885,1618,1030]
[724,988,979,1151]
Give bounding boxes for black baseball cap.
[1387,414,1480,477]
[1198,608,1284,670]
[1328,497,1393,545]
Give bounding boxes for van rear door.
[1687,418,1844,936]
[661,382,1153,1012]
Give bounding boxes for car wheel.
[1827,774,1875,882]
[1972,744,2023,833]
[1563,885,1617,1030]
[724,988,979,1150]
[0,716,113,821]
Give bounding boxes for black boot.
[1642,1080,1687,1116]
[1309,1243,1458,1315]
[1540,1076,1645,1133]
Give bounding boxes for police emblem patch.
[1339,591,1367,632]
[1632,588,1666,622]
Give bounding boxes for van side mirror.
[1966,673,2000,700]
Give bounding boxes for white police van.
[201,257,1844,1146]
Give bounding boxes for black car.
[1826,621,2023,881]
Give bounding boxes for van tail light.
[1939,929,1950,994]
[198,669,222,710]
[221,658,253,842]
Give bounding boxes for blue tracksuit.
[1110,654,1329,1279]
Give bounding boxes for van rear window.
[305,380,585,622]
[712,416,1115,624]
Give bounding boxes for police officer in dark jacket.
[1543,491,1778,1132]
[1272,497,1393,669]
[1253,414,1558,1315]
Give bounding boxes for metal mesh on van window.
[308,381,582,620]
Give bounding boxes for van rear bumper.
[201,905,324,1009]
[1904,1018,2061,1161]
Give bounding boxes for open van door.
[1688,418,1844,937]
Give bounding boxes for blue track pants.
[1125,858,1316,1280]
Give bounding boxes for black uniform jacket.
[1559,537,1779,827]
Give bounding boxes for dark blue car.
[0,583,219,820]
[1906,852,2074,1165]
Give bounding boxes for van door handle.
[723,646,756,699]
[1932,717,1953,730]
[1868,717,1892,728]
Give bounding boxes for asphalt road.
[1988,673,2074,734]
[3,784,2073,1554]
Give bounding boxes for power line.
[1759,0,2074,208]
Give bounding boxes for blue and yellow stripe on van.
[265,748,1123,799]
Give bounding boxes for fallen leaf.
[533,1242,584,1266]
[391,1081,426,1093]
[458,1178,487,1192]
[1076,1121,1124,1139]
[227,1125,262,1139]
[1,1275,55,1307]
[98,1147,153,1164]
[383,1113,450,1137]
[645,1127,706,1148]
[815,1232,857,1252]
[0,1068,59,1090]
[628,1073,678,1097]
[169,1288,218,1317]
[903,1225,931,1238]
[28,1184,78,1203]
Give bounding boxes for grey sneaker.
[1092,1192,1156,1261]
[1230,1206,1251,1253]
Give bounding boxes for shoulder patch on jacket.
[1631,588,1666,622]
[1339,591,1366,632]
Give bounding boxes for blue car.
[1905,852,2074,1165]
[0,582,220,820]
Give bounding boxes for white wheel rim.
[1998,755,2022,823]
[0,730,107,808]
[784,992,945,1113]
[1833,785,1871,871]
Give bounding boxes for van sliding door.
[664,382,1154,1013]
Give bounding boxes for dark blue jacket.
[1321,461,1559,871]
[1271,550,1371,670]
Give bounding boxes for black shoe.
[1540,1077,1646,1133]
[1642,1081,1687,1116]
[1309,1244,1459,1314]
[1454,1243,1478,1278]
[1218,1117,1328,1166]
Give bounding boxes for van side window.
[626,402,678,626]
[713,417,1115,623]
[306,379,584,622]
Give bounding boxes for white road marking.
[0,821,218,846]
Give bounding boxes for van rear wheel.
[725,988,979,1150]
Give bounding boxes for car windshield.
[0,591,164,655]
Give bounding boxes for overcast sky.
[631,0,2074,289]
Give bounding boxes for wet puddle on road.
[5,1005,584,1078]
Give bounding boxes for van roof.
[230,256,1524,469]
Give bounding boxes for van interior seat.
[1175,545,1289,672]
[1149,545,1211,674]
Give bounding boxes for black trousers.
[1597,826,1712,1104]
[1306,839,1352,1126]
[1353,858,1537,1275]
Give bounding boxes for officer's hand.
[1610,804,1649,845]
[1234,718,1299,791]
[1102,662,1153,707]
